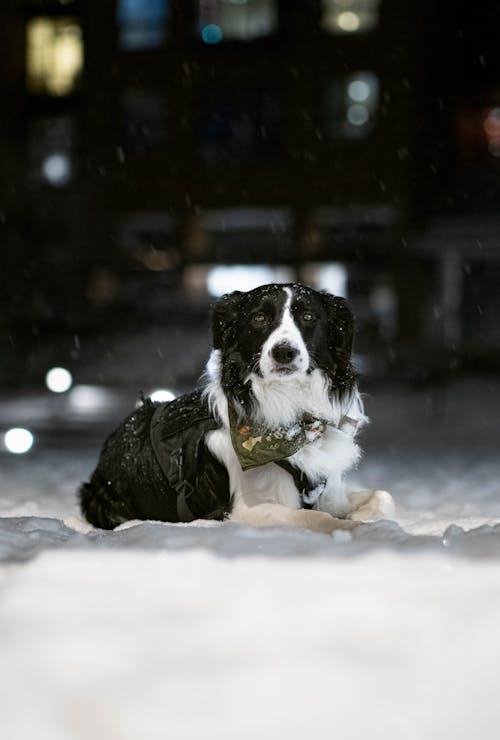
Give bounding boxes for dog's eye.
[252,312,268,325]
[302,312,315,322]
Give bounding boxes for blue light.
[201,24,223,44]
[117,0,170,50]
[117,0,168,23]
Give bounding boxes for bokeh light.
[46,367,73,393]
[69,385,112,412]
[26,17,83,96]
[347,103,369,126]
[201,24,223,44]
[4,428,35,455]
[337,11,360,32]
[348,79,371,102]
[41,153,71,186]
[484,107,500,156]
[206,265,294,297]
[149,389,176,403]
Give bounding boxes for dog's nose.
[271,342,299,365]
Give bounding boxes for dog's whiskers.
[248,353,261,374]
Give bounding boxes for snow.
[1,376,500,738]
[2,550,500,740]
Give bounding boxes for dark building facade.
[1,0,500,385]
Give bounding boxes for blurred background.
[1,0,500,461]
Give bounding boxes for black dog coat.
[80,391,231,529]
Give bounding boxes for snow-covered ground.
[1,376,500,739]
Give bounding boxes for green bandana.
[228,405,330,471]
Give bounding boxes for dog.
[80,283,394,534]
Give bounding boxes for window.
[184,208,292,263]
[198,87,282,167]
[120,89,168,155]
[117,0,170,50]
[484,108,500,157]
[300,263,348,298]
[185,264,294,297]
[198,0,277,43]
[28,115,76,187]
[26,17,83,96]
[324,72,379,139]
[321,0,380,35]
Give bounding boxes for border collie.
[80,284,394,534]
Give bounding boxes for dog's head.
[211,283,355,404]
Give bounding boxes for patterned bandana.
[228,405,330,471]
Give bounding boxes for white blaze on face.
[259,287,310,377]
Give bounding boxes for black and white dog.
[80,284,394,534]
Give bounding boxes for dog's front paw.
[300,510,360,535]
[347,490,395,522]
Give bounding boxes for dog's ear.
[321,292,354,363]
[211,291,244,350]
[320,292,355,395]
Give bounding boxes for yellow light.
[337,11,360,32]
[26,17,83,96]
[322,1,380,35]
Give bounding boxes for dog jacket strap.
[150,403,194,522]
[275,459,325,510]
[150,391,229,523]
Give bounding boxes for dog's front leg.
[315,474,352,519]
[230,502,358,535]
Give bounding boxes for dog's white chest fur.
[204,352,366,517]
